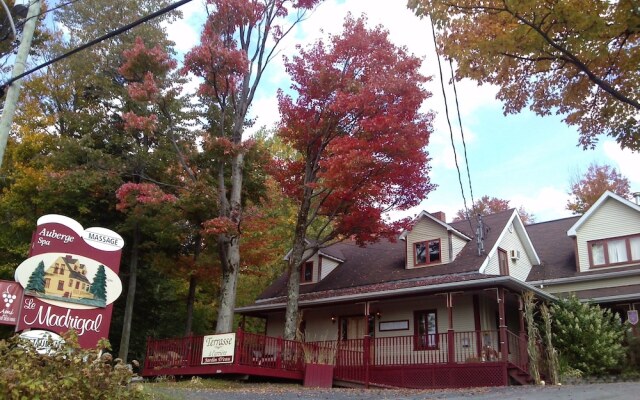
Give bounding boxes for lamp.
[375,311,382,319]
[331,315,336,323]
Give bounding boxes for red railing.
[237,331,304,371]
[145,335,205,370]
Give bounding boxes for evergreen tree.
[90,265,107,302]
[25,260,46,293]
[551,294,627,376]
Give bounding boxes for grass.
[140,376,304,399]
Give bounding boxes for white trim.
[318,252,344,263]
[567,191,640,236]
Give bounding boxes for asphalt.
[148,382,640,400]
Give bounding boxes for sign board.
[0,280,23,326]
[628,310,639,326]
[201,333,236,364]
[14,215,124,348]
[19,329,64,355]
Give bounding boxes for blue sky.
[167,0,640,223]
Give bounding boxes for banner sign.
[201,333,236,364]
[628,310,639,326]
[0,280,23,326]
[14,215,124,348]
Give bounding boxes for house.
[44,254,93,300]
[526,191,640,317]
[143,190,640,387]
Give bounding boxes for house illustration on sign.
[25,255,108,308]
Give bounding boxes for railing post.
[235,327,244,366]
[144,336,151,371]
[276,337,283,369]
[364,335,371,388]
[498,288,508,362]
[447,330,455,363]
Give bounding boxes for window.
[57,281,64,291]
[300,261,313,283]
[45,278,50,289]
[589,234,640,267]
[498,248,509,276]
[414,239,441,266]
[414,310,438,350]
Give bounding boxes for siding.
[405,218,451,269]
[320,257,340,280]
[451,235,467,261]
[542,275,640,295]
[484,222,533,282]
[575,199,640,272]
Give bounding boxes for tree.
[567,163,631,214]
[90,265,107,303]
[408,0,640,150]
[453,195,535,224]
[183,0,322,334]
[276,16,435,339]
[551,294,626,376]
[25,260,45,293]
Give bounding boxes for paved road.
[149,382,640,400]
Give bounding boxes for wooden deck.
[142,329,531,388]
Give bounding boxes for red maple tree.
[275,16,435,339]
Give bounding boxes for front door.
[340,316,366,340]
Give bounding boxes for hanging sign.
[0,280,22,326]
[14,215,124,348]
[628,310,639,326]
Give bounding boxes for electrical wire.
[428,16,474,235]
[1,0,194,88]
[448,59,476,210]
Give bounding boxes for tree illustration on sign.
[25,260,46,293]
[90,264,107,303]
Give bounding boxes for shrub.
[0,331,147,400]
[551,295,627,376]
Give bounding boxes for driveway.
[148,382,640,400]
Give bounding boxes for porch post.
[447,293,455,363]
[498,288,508,362]
[364,335,371,388]
[235,327,244,366]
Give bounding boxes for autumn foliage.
[567,163,631,214]
[276,15,435,245]
[453,195,535,224]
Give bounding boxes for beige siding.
[406,218,450,269]
[320,257,340,280]
[265,313,285,337]
[575,198,640,272]
[542,275,640,295]
[451,235,467,261]
[484,222,533,281]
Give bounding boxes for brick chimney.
[431,211,446,223]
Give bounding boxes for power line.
[428,16,474,235]
[1,0,194,89]
[448,59,476,209]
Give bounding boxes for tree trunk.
[214,152,244,334]
[118,224,139,362]
[283,168,315,340]
[184,233,202,336]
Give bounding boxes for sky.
[166,0,640,224]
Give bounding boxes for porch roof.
[236,274,554,314]
[555,283,640,304]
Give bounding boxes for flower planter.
[303,363,334,388]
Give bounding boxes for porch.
[142,327,531,388]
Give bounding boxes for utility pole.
[0,0,42,167]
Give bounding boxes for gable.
[572,196,640,272]
[405,217,451,268]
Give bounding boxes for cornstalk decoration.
[523,291,541,384]
[540,303,560,384]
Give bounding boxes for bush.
[0,331,147,400]
[551,295,627,376]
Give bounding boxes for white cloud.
[603,141,640,186]
[509,187,573,222]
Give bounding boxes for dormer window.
[300,261,314,283]
[589,235,640,268]
[414,239,441,266]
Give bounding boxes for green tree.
[90,265,107,302]
[551,294,626,376]
[409,0,640,150]
[567,162,631,214]
[25,260,45,293]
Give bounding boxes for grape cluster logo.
[3,288,16,308]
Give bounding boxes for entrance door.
[340,316,366,340]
